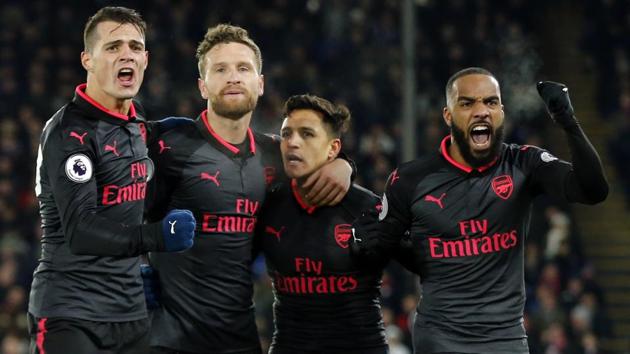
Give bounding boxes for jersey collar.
[73,84,138,124]
[197,110,256,157]
[291,179,317,214]
[439,135,498,173]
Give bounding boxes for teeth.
[472,126,489,132]
[119,69,133,74]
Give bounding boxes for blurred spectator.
[608,92,630,208]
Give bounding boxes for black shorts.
[28,313,150,354]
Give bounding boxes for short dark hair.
[196,24,262,77]
[283,94,351,138]
[83,7,146,52]
[445,67,498,106]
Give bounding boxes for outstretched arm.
[536,81,608,204]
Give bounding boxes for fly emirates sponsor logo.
[274,257,358,295]
[102,162,148,205]
[201,198,259,233]
[429,219,518,258]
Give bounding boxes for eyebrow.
[212,61,254,68]
[281,126,317,133]
[102,39,145,48]
[457,95,500,102]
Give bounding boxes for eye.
[238,65,250,72]
[280,130,290,138]
[487,99,499,107]
[303,131,314,138]
[215,67,226,73]
[459,101,472,108]
[106,45,118,52]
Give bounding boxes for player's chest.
[410,168,530,237]
[94,125,153,205]
[260,210,355,274]
[175,149,269,211]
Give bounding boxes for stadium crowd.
[0,0,615,353]
[581,0,630,209]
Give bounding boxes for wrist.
[139,222,166,252]
[557,115,579,130]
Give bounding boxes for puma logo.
[424,193,446,209]
[169,220,177,234]
[200,171,221,187]
[105,140,120,156]
[70,131,87,145]
[158,140,171,154]
[265,226,285,241]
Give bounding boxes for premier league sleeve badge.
[65,153,93,183]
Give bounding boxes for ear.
[328,138,341,161]
[81,51,93,72]
[143,50,149,70]
[442,106,452,127]
[258,74,264,96]
[198,78,208,99]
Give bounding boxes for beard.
[211,90,259,120]
[451,123,504,168]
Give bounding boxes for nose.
[227,68,241,84]
[471,100,490,119]
[285,132,300,148]
[118,44,135,63]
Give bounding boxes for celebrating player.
[352,67,608,354]
[28,7,195,354]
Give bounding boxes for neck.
[293,178,314,207]
[448,136,471,168]
[205,109,252,144]
[84,79,131,115]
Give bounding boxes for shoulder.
[502,143,560,168]
[42,104,97,152]
[386,154,442,191]
[149,118,202,158]
[397,154,442,177]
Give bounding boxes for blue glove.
[140,264,160,310]
[156,116,194,133]
[161,209,196,252]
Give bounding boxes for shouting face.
[81,21,148,109]
[443,74,505,168]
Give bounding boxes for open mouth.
[285,153,303,164]
[469,124,492,148]
[117,68,135,86]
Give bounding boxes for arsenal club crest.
[334,224,353,249]
[492,175,513,200]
